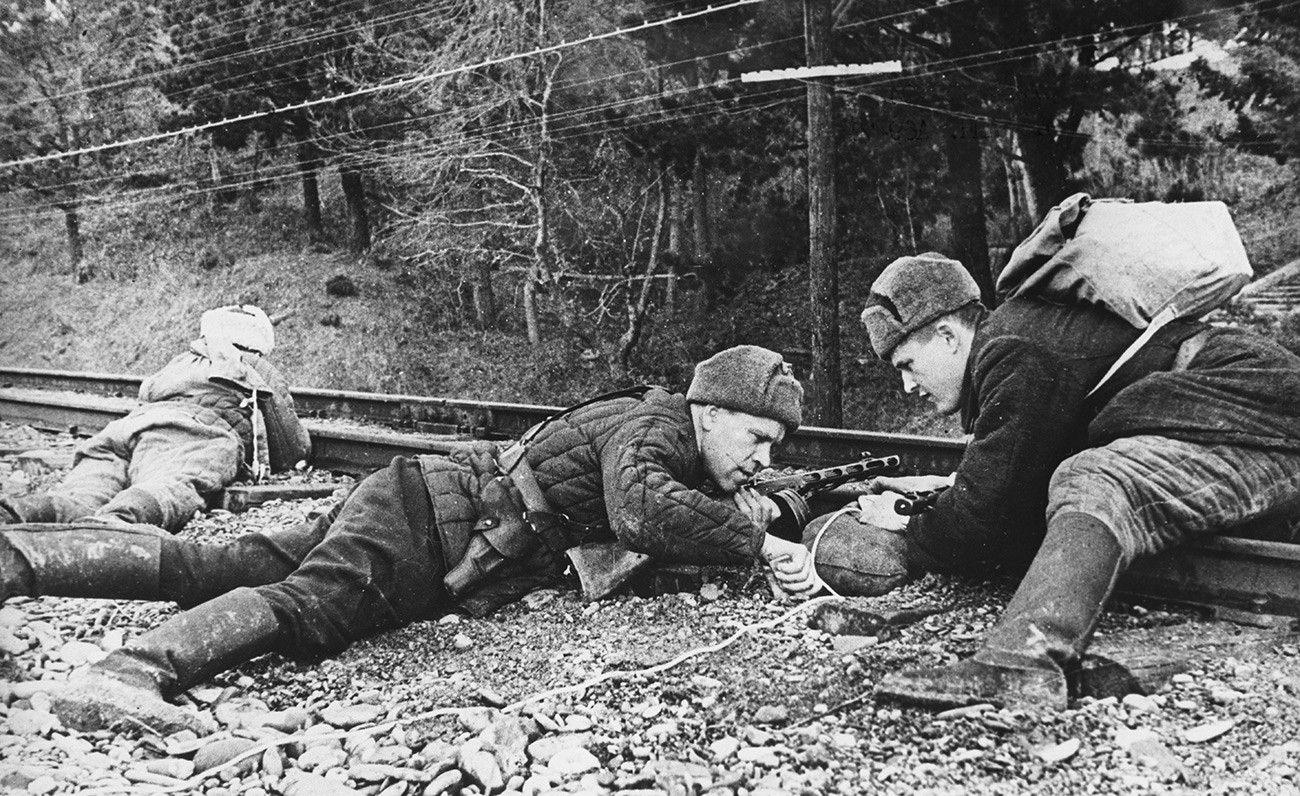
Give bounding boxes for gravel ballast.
[2,423,1299,796]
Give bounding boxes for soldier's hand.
[733,487,779,531]
[760,534,822,597]
[868,473,955,496]
[853,493,909,532]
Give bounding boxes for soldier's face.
[890,321,969,416]
[698,406,786,493]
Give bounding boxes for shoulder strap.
[502,385,660,475]
[1085,305,1178,400]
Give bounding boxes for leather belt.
[497,443,604,550]
[498,442,649,600]
[498,443,554,514]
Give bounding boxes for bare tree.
[616,168,670,374]
[0,0,173,282]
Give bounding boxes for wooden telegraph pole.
[804,0,841,427]
[743,16,900,429]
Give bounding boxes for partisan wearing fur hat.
[687,345,804,431]
[861,253,982,359]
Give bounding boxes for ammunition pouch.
[443,476,539,600]
[446,438,652,604]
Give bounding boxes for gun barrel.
[751,455,902,497]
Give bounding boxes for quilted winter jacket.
[137,340,311,472]
[418,388,767,616]
[906,296,1300,576]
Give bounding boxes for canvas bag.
[997,193,1252,396]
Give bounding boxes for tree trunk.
[526,150,550,346]
[943,13,994,306]
[208,147,221,213]
[945,123,994,304]
[664,166,686,317]
[523,0,554,347]
[618,167,670,374]
[338,164,371,254]
[523,278,540,346]
[472,257,496,330]
[245,133,263,214]
[61,203,88,283]
[296,130,323,240]
[1000,130,1037,242]
[804,0,842,427]
[691,147,714,312]
[1018,122,1069,220]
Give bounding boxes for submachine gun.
[565,453,902,601]
[753,454,901,540]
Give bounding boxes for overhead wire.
[0,0,461,112]
[0,28,1248,215]
[0,75,801,225]
[0,0,1017,209]
[1,0,1260,153]
[0,0,1280,222]
[0,0,766,171]
[0,0,821,209]
[0,73,1246,227]
[831,0,1300,148]
[0,0,967,180]
[0,0,961,174]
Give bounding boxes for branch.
[1093,28,1162,67]
[555,272,683,283]
[463,148,534,169]
[443,200,528,215]
[444,219,537,230]
[462,168,531,192]
[878,23,948,58]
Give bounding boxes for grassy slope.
[0,198,614,407]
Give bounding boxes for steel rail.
[1,366,1297,619]
[0,367,965,471]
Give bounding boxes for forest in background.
[2,0,1300,431]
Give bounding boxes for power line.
[1,0,968,163]
[0,77,802,225]
[0,0,961,166]
[1,0,1282,219]
[0,0,450,113]
[0,0,764,171]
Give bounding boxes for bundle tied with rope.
[802,497,913,598]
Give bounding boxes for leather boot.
[1,494,95,524]
[51,587,282,736]
[876,513,1123,711]
[1,525,165,603]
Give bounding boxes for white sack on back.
[997,193,1252,328]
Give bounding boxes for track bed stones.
[2,440,1300,794]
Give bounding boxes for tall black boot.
[50,587,282,736]
[1,494,100,524]
[1,525,164,604]
[876,513,1124,711]
[159,513,333,608]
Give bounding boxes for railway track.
[0,366,965,473]
[1,366,1297,621]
